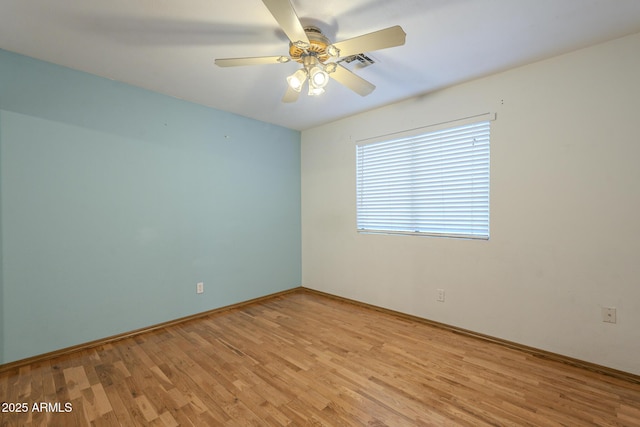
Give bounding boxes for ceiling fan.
[215,0,406,102]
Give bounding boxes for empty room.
[1,0,640,425]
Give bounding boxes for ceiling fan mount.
[214,0,406,103]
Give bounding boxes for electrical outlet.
[196,282,204,294]
[437,289,445,302]
[602,307,616,323]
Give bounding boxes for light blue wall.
[0,108,3,362]
[0,49,301,364]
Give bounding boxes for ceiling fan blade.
[282,86,301,103]
[329,64,376,96]
[215,56,289,67]
[332,25,406,57]
[262,0,310,46]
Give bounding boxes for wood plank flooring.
[1,290,640,426]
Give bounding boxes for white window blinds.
[356,118,491,239]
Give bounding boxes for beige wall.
[301,32,640,374]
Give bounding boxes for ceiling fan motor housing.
[289,26,331,62]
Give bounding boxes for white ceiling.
[2,0,640,131]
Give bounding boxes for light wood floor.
[1,291,640,426]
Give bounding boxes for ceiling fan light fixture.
[309,66,329,89]
[308,86,325,96]
[287,68,307,92]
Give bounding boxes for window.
[356,116,492,239]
